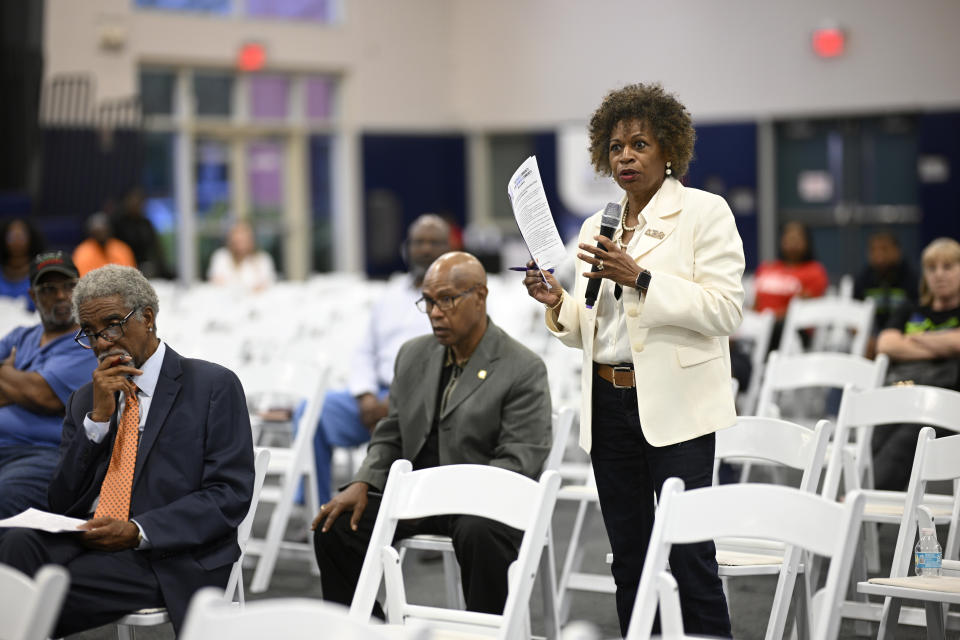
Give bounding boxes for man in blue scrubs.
[0,251,98,517]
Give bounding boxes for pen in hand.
[508,267,555,273]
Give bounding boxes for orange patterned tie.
[94,390,140,520]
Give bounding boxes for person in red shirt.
[754,221,828,348]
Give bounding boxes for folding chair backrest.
[180,588,427,640]
[0,564,69,640]
[225,448,271,603]
[350,460,561,640]
[714,417,833,493]
[626,479,865,640]
[543,406,576,474]
[886,429,960,582]
[779,296,875,356]
[824,385,960,500]
[388,463,546,529]
[755,351,887,418]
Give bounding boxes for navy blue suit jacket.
[47,345,254,629]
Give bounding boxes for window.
[140,69,176,116]
[135,0,231,13]
[140,67,340,279]
[249,75,290,120]
[193,72,234,117]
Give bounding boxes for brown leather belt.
[596,363,636,389]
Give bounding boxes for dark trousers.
[590,367,731,638]
[0,528,165,637]
[314,492,523,616]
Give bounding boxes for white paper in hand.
[507,156,568,274]
[0,508,85,533]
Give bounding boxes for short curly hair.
[588,83,696,179]
[73,264,159,325]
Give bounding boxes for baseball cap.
[30,251,80,287]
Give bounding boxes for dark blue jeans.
[0,445,60,518]
[590,366,731,638]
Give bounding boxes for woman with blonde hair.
[873,237,960,489]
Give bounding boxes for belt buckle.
[611,365,633,389]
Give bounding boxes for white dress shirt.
[348,274,432,396]
[593,211,647,364]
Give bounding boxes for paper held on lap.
[507,156,567,280]
[0,508,85,533]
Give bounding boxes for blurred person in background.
[0,252,96,517]
[753,221,828,349]
[854,231,918,357]
[872,237,960,490]
[111,187,172,279]
[304,214,449,505]
[207,220,276,292]
[73,212,137,276]
[0,218,45,311]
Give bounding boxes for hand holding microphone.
[579,202,644,309]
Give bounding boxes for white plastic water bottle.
[915,527,942,577]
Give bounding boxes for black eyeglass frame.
[74,308,138,349]
[415,286,478,314]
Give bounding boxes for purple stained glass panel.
[306,76,335,120]
[247,141,284,207]
[250,75,290,120]
[245,0,330,21]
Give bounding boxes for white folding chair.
[351,460,561,640]
[0,564,69,640]
[822,385,960,630]
[247,362,328,593]
[743,351,887,506]
[857,428,960,638]
[713,417,834,640]
[730,308,775,415]
[116,448,271,638]
[624,478,866,640]
[180,587,429,640]
[753,351,888,421]
[778,295,875,356]
[395,407,575,639]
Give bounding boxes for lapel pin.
[478,370,487,380]
[645,228,665,239]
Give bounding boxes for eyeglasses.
[415,286,477,313]
[34,280,78,297]
[74,309,137,349]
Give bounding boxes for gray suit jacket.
[353,318,552,491]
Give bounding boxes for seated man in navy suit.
[0,264,254,636]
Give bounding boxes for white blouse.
[207,248,277,291]
[592,208,647,365]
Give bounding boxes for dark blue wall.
[361,134,466,277]
[685,123,759,270]
[918,112,960,246]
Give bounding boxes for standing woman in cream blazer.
[523,84,744,637]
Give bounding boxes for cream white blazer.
[546,177,745,451]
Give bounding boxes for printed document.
[0,508,85,533]
[507,156,567,274]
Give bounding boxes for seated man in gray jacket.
[312,251,552,616]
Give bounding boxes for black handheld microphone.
[584,203,621,310]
